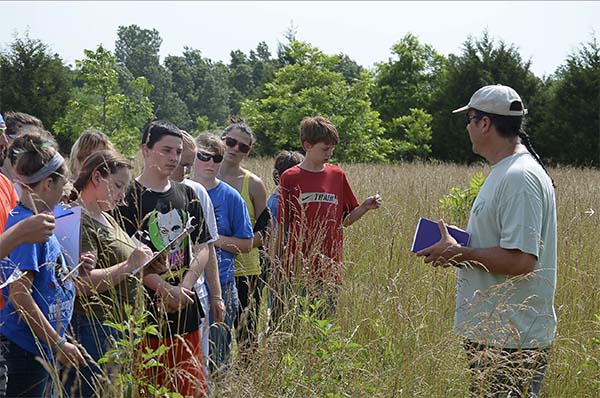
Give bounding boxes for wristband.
[210,295,224,302]
[52,336,67,353]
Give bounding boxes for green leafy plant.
[273,299,376,397]
[88,303,182,398]
[439,171,485,226]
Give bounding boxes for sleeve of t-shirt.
[7,181,18,208]
[187,187,211,247]
[9,242,41,273]
[497,173,544,258]
[341,171,360,217]
[277,172,291,224]
[267,192,278,221]
[231,194,254,239]
[190,183,219,244]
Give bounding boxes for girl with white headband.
[0,132,94,397]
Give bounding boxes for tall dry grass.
[214,158,600,397]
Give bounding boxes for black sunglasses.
[223,137,251,154]
[197,152,224,163]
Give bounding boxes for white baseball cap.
[452,84,528,116]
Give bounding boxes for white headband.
[18,153,65,184]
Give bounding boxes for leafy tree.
[372,33,444,160]
[249,42,278,96]
[0,33,72,132]
[430,31,541,162]
[115,25,161,77]
[229,49,255,115]
[193,116,210,134]
[241,41,391,162]
[114,25,182,125]
[53,46,154,156]
[372,33,445,123]
[533,34,600,166]
[388,108,433,160]
[164,48,231,129]
[333,53,364,84]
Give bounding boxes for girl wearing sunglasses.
[218,119,270,356]
[192,133,253,372]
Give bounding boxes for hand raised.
[363,193,382,210]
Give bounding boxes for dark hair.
[273,150,304,185]
[299,116,339,146]
[141,119,182,149]
[4,111,44,137]
[9,132,66,188]
[221,117,256,145]
[8,130,58,167]
[473,109,554,186]
[72,150,132,195]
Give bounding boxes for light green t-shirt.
[454,152,557,349]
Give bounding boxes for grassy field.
[214,158,600,397]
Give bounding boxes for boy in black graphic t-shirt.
[117,119,211,397]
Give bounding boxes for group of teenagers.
[0,111,381,398]
[0,83,558,398]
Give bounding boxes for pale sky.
[2,1,599,78]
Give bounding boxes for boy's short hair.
[299,116,339,146]
[141,119,182,149]
[273,150,304,185]
[196,132,225,156]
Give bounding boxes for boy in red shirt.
[276,116,381,314]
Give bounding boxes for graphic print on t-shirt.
[147,207,189,271]
[300,192,338,205]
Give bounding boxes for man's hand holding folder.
[414,218,469,268]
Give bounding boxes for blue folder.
[53,203,74,218]
[411,217,471,253]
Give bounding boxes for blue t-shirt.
[0,205,75,359]
[207,181,253,284]
[267,191,278,229]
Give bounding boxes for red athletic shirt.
[278,164,359,284]
[0,173,17,233]
[0,173,18,308]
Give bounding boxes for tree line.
[1,24,599,165]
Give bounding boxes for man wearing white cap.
[416,84,557,397]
